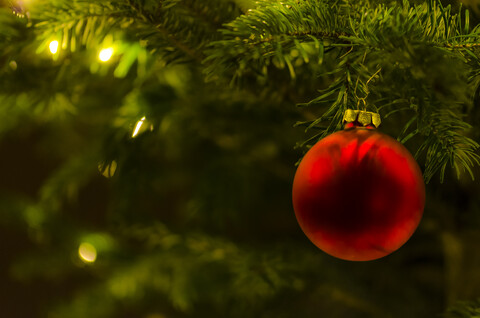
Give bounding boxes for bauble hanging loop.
[292,109,425,261]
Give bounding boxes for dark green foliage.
[445,298,480,317]
[31,0,241,63]
[0,0,479,317]
[207,0,480,182]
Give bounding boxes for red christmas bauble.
[292,125,425,261]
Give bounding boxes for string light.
[9,61,17,71]
[132,116,146,137]
[49,40,59,54]
[78,242,97,263]
[99,47,114,62]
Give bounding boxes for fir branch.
[444,298,480,318]
[124,0,203,62]
[0,8,31,69]
[232,0,258,12]
[205,0,480,80]
[204,0,351,81]
[204,0,480,181]
[295,48,380,145]
[416,107,480,183]
[30,0,242,64]
[31,1,134,52]
[47,222,323,316]
[122,0,242,63]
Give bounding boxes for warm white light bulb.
[78,242,97,263]
[132,116,146,137]
[99,48,114,62]
[49,40,59,54]
[9,61,17,70]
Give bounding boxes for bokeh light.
[9,61,17,70]
[132,116,146,137]
[49,40,59,54]
[78,242,97,263]
[99,48,114,62]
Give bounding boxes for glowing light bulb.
[78,242,97,263]
[132,116,146,137]
[99,48,114,62]
[9,61,17,70]
[49,40,59,54]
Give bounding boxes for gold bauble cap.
[343,109,381,128]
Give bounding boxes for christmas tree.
[1,0,480,317]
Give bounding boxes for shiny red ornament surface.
[292,126,425,261]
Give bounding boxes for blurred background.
[0,0,480,317]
